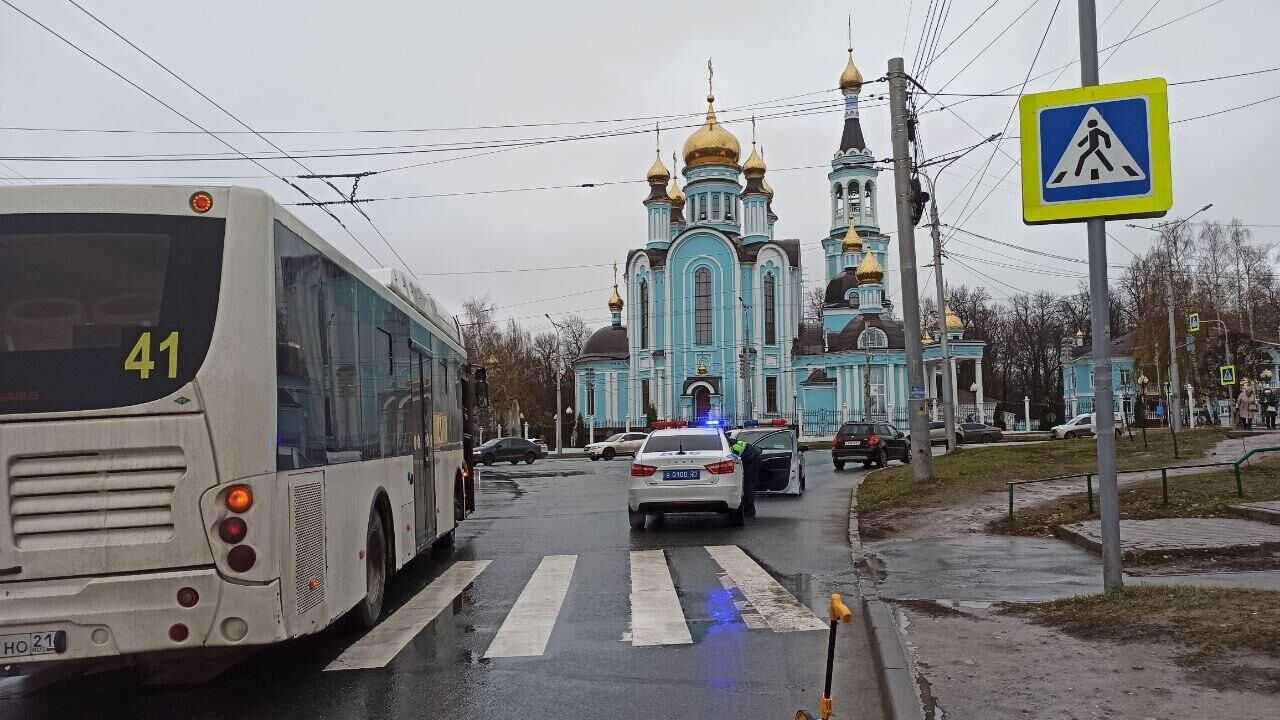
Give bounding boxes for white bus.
[0,184,487,663]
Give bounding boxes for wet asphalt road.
[2,456,884,720]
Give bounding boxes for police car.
[627,422,747,530]
[728,419,806,496]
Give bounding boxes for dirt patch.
[901,602,1279,719]
[895,599,977,619]
[1006,586,1280,693]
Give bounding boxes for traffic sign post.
[1020,77,1172,225]
[1188,312,1200,333]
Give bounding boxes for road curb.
[862,598,923,720]
[848,474,924,720]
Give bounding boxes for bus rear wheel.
[353,509,387,629]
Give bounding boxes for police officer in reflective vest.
[730,437,761,518]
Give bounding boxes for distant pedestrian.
[1263,390,1278,430]
[1237,386,1256,431]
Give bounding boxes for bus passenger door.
[412,349,436,549]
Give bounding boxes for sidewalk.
[857,431,1280,718]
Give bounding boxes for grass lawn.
[858,428,1223,521]
[990,460,1280,536]
[1008,586,1280,692]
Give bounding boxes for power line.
[1173,93,1280,124]
[0,0,391,270]
[62,0,416,274]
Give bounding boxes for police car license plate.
[663,469,700,480]
[0,630,64,658]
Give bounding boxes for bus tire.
[434,528,455,552]
[354,509,388,629]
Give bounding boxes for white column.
[974,359,984,423]
[1186,385,1195,430]
[949,358,960,421]
[1023,396,1031,431]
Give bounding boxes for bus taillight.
[225,485,253,513]
[218,517,247,544]
[176,587,200,608]
[227,545,256,573]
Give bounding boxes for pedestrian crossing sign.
[1220,365,1237,386]
[1020,78,1172,225]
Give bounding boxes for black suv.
[832,421,911,469]
[473,437,546,465]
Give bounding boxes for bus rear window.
[0,213,224,414]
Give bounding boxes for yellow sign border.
[1020,77,1172,225]
[1220,365,1236,386]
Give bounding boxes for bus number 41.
[125,331,179,379]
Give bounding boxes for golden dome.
[646,151,670,184]
[1075,328,1085,338]
[855,250,883,285]
[682,95,741,168]
[945,305,964,331]
[762,176,774,199]
[667,177,685,205]
[841,223,862,253]
[608,285,624,312]
[743,143,766,177]
[839,50,864,93]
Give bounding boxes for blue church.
[575,48,988,437]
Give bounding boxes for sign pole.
[1078,0,1123,592]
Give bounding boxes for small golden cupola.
[743,139,766,178]
[855,250,883,285]
[667,152,685,206]
[945,305,964,331]
[839,50,864,94]
[608,285,624,312]
[646,150,670,185]
[841,222,862,254]
[682,60,741,168]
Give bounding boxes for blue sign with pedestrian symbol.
[1040,99,1151,204]
[1020,78,1172,224]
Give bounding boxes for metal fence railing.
[1003,446,1280,520]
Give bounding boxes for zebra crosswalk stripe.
[484,554,577,658]
[628,550,692,647]
[705,545,826,632]
[324,560,491,671]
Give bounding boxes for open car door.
[750,430,798,492]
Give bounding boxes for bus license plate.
[0,630,64,659]
[663,469,700,481]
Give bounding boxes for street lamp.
[1127,203,1213,434]
[546,313,569,456]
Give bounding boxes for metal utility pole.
[1163,233,1182,432]
[920,171,957,452]
[546,313,566,457]
[887,57,934,479]
[1077,0,1122,592]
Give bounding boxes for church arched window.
[763,273,777,345]
[864,181,875,222]
[639,279,649,350]
[724,193,734,221]
[833,184,844,220]
[857,327,888,349]
[849,180,862,219]
[694,268,713,345]
[711,193,721,220]
[698,194,707,221]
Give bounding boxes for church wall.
[666,231,740,416]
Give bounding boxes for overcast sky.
[2,0,1277,334]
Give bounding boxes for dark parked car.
[832,421,910,469]
[960,422,1004,443]
[473,436,546,465]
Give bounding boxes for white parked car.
[585,431,649,460]
[1050,412,1124,439]
[627,428,746,529]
